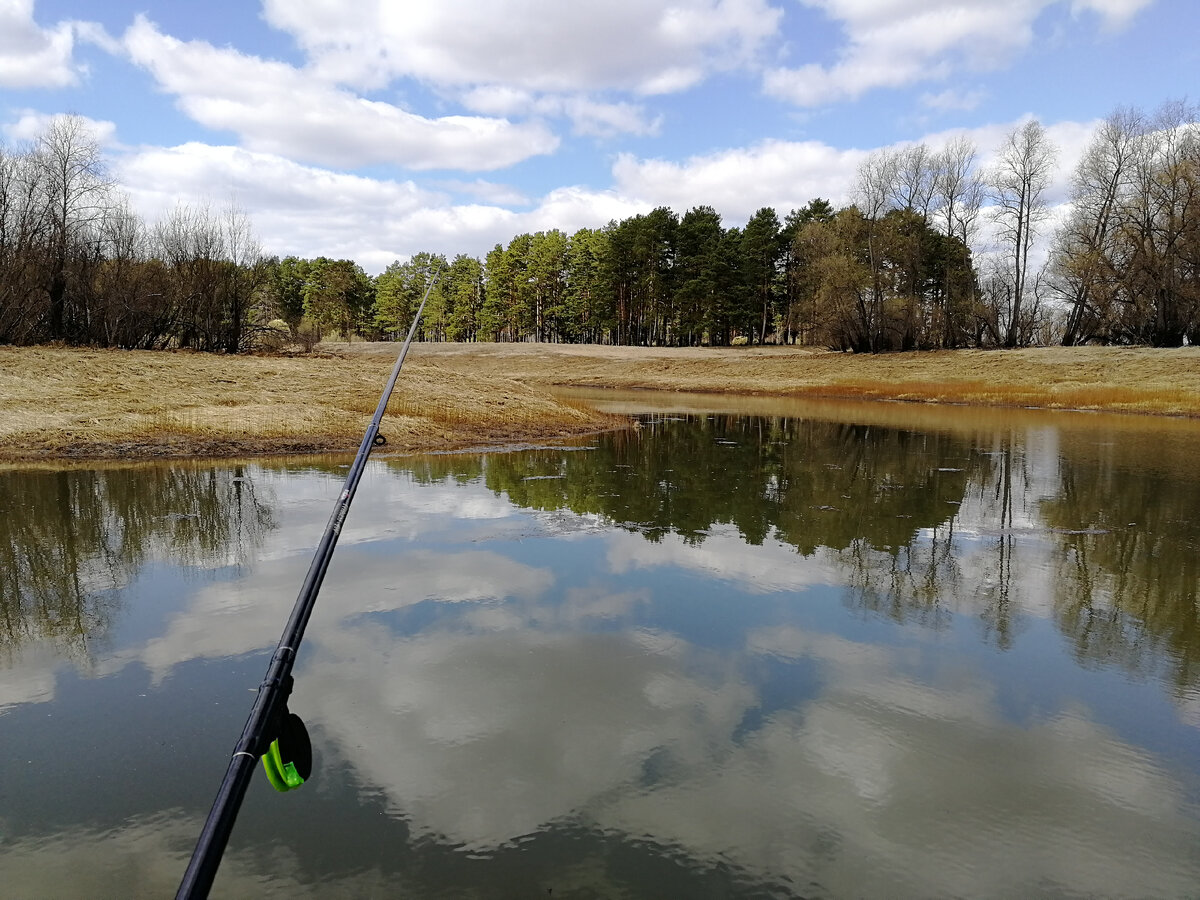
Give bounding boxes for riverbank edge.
[3,343,1200,460]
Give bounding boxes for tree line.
[1,103,1195,352]
[0,117,269,351]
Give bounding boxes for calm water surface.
[2,397,1199,898]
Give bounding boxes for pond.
[2,396,1199,898]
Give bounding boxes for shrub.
[295,318,322,353]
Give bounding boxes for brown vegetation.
[2,343,1199,460]
[0,345,622,460]
[397,342,1200,418]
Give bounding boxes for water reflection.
[0,464,274,662]
[2,407,1200,897]
[397,413,1200,688]
[471,418,976,551]
[1040,432,1200,690]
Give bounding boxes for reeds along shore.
[2,343,1199,459]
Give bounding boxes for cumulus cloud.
[612,115,1101,225]
[123,544,554,682]
[115,142,438,267]
[302,622,754,849]
[121,16,559,172]
[105,113,1103,271]
[261,0,782,96]
[611,138,866,220]
[1072,0,1155,30]
[459,86,662,138]
[599,688,1200,896]
[435,178,531,207]
[112,139,653,271]
[559,97,664,139]
[253,0,774,138]
[2,108,118,145]
[765,0,1153,107]
[0,0,78,88]
[0,641,61,710]
[292,602,1200,895]
[920,87,987,112]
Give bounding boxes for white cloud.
[459,86,662,138]
[294,604,1200,895]
[1072,0,1155,30]
[560,96,663,138]
[261,0,782,95]
[302,622,753,849]
[2,108,118,145]
[115,138,653,270]
[115,142,439,267]
[612,138,865,220]
[611,114,1102,226]
[257,1,771,139]
[0,0,79,88]
[920,87,987,112]
[123,544,553,682]
[765,0,1152,107]
[106,113,1102,272]
[0,641,61,710]
[121,16,559,172]
[435,178,531,207]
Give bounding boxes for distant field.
[3,342,1199,459]
[394,341,1200,417]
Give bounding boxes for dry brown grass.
[0,346,623,460]
[3,342,1199,460]
[392,342,1200,418]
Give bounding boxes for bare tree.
[93,199,174,348]
[1053,108,1144,344]
[1123,100,1199,345]
[152,201,267,351]
[219,203,265,353]
[933,135,985,246]
[34,115,114,339]
[856,149,899,221]
[0,145,48,343]
[854,150,901,351]
[924,136,986,347]
[891,143,938,223]
[155,203,226,349]
[990,120,1057,347]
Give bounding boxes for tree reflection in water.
[0,464,275,661]
[4,410,1198,693]
[400,412,1200,689]
[1041,430,1200,691]
[5,411,1199,899]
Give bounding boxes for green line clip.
[261,711,312,792]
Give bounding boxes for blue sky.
[2,0,1195,272]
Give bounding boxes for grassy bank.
[3,343,1199,460]
[392,342,1200,418]
[0,346,622,460]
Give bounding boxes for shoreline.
[3,343,1200,460]
[396,341,1200,418]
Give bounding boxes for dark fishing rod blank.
[176,269,439,899]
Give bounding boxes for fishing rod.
[176,269,440,899]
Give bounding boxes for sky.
[1,0,1196,273]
